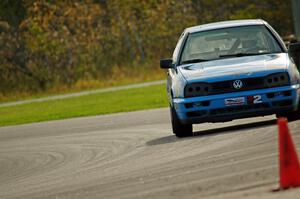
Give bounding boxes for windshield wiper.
[181,58,210,64]
[219,52,270,58]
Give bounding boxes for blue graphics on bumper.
[173,85,300,123]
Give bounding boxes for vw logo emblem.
[233,80,243,89]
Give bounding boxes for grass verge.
[0,65,165,103]
[0,84,168,127]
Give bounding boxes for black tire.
[170,106,193,137]
[276,102,300,121]
[276,110,300,121]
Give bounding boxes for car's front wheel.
[170,106,193,137]
[276,101,300,121]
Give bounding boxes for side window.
[172,33,185,64]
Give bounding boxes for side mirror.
[160,59,173,69]
[288,42,300,70]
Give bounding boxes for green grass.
[0,66,165,103]
[0,84,168,127]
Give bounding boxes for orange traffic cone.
[278,117,300,189]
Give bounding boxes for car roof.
[184,19,266,34]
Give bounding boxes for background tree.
[0,0,295,94]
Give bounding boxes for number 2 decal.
[253,95,262,104]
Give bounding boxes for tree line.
[0,0,294,93]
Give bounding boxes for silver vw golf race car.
[160,19,300,137]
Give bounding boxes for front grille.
[272,100,293,107]
[185,99,294,119]
[186,103,270,118]
[210,77,265,94]
[210,103,270,116]
[184,72,290,98]
[186,110,207,118]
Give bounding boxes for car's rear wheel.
[170,106,193,137]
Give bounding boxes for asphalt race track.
[1,108,300,199]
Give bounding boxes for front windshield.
[180,25,282,64]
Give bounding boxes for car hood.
[178,53,288,83]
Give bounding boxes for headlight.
[264,72,290,87]
[184,83,212,97]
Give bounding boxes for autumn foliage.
[0,0,294,94]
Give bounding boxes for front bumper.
[173,85,300,124]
